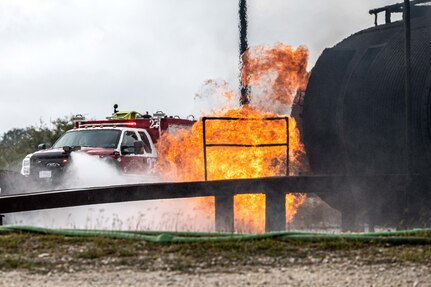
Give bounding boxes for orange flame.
[243,43,309,114]
[155,43,309,232]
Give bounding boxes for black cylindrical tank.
[303,13,431,177]
[301,8,431,227]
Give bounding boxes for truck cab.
[22,126,156,183]
[21,106,195,187]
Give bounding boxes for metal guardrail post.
[266,117,289,232]
[203,116,290,232]
[215,195,234,232]
[265,191,286,232]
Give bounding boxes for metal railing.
[369,0,431,26]
[202,116,290,181]
[0,174,413,232]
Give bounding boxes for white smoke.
[6,199,214,232]
[5,152,214,231]
[192,79,239,116]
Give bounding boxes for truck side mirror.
[63,146,72,153]
[38,143,48,150]
[121,146,131,155]
[134,141,144,155]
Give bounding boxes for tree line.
[0,118,74,171]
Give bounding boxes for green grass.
[383,246,431,264]
[0,256,53,272]
[0,233,430,273]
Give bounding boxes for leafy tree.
[0,117,74,171]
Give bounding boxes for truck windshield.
[53,129,122,149]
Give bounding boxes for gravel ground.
[1,231,430,286]
[0,262,429,287]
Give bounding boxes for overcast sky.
[0,0,398,134]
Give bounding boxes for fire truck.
[21,105,195,186]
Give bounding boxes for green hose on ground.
[0,225,430,244]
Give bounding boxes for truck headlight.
[21,155,31,176]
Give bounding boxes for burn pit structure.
[293,0,431,228]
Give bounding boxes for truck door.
[120,130,149,174]
[138,131,157,170]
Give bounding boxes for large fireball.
[155,43,309,232]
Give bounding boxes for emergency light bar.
[78,122,137,129]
